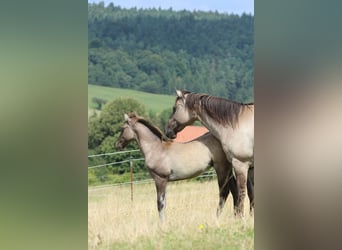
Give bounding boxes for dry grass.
[88,180,254,249]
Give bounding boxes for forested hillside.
[88,2,254,102]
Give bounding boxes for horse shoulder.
[219,135,253,162]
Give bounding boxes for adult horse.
[115,112,238,222]
[165,90,254,215]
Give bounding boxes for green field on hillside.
[88,85,175,114]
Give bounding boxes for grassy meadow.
[88,180,254,250]
[88,85,175,114]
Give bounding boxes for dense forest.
[88,2,254,102]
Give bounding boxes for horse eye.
[172,106,176,113]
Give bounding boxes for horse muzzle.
[165,129,176,139]
[115,141,123,151]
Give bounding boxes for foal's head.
[115,113,137,151]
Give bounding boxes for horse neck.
[133,123,163,158]
[197,111,224,139]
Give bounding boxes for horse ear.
[176,89,183,98]
[124,113,130,122]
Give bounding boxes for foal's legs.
[153,174,168,223]
[232,158,250,216]
[215,165,230,217]
[228,172,239,214]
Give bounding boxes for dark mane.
[129,113,171,142]
[183,90,253,127]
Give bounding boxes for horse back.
[194,132,227,163]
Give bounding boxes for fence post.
[130,156,133,202]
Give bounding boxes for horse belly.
[169,150,211,180]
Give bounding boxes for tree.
[88,98,147,149]
[88,3,254,98]
[92,97,107,110]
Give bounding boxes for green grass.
[88,84,175,114]
[107,225,254,250]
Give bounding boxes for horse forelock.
[128,112,138,119]
[181,90,191,96]
[184,92,251,128]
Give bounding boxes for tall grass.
[88,180,254,249]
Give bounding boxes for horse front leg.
[232,158,250,217]
[247,167,254,215]
[154,175,168,223]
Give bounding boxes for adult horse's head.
[165,89,198,139]
[115,113,136,150]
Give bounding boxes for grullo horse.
[165,90,254,215]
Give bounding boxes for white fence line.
[88,173,217,191]
[88,149,217,190]
[88,149,140,158]
[88,158,144,169]
[88,179,155,191]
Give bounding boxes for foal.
[115,113,238,222]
